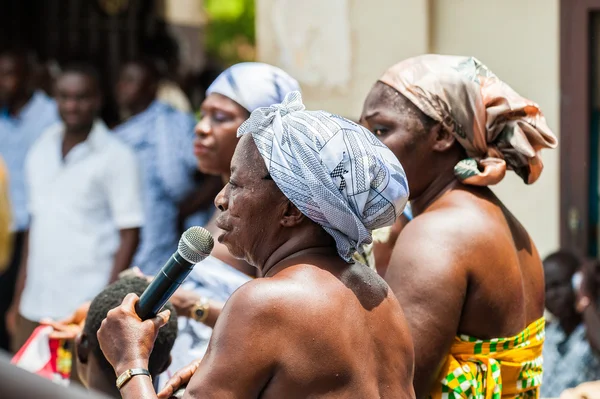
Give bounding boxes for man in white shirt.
[7,64,144,352]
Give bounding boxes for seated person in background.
[97,92,416,399]
[75,276,177,397]
[542,251,600,397]
[361,55,557,398]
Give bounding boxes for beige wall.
[257,0,560,256]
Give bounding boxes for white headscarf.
[206,62,301,112]
[237,91,409,262]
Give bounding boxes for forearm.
[172,289,224,328]
[109,228,140,283]
[11,231,29,307]
[116,361,158,399]
[203,301,223,329]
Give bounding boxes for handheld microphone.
[135,226,214,320]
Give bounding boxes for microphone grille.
[177,226,214,264]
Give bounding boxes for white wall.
[256,0,560,256]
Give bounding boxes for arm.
[108,228,140,283]
[169,287,224,328]
[384,217,467,399]
[98,282,279,399]
[105,147,143,274]
[6,231,29,335]
[179,281,278,398]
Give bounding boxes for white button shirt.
[20,120,144,321]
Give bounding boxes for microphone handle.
[135,252,195,320]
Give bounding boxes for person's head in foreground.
[96,92,416,399]
[361,54,557,200]
[215,90,409,269]
[75,277,177,397]
[194,62,300,177]
[360,54,558,399]
[543,251,581,328]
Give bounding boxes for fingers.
[157,361,199,399]
[49,329,79,340]
[157,376,178,398]
[121,293,140,311]
[150,309,171,331]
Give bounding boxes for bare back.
[186,258,415,399]
[385,185,544,397]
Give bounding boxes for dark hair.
[59,62,102,91]
[122,57,161,82]
[0,48,34,73]
[82,276,178,380]
[543,250,580,276]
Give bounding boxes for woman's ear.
[431,124,456,153]
[280,200,304,228]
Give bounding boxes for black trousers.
[0,231,24,352]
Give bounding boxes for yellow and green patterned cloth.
[430,317,545,399]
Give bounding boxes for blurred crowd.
[0,49,222,356]
[1,44,600,399]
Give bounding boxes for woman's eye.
[373,127,389,136]
[212,113,232,123]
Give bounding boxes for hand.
[169,288,203,318]
[40,301,90,340]
[97,293,171,374]
[560,380,600,399]
[5,303,18,337]
[157,359,202,399]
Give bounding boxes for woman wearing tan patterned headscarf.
[360,54,557,399]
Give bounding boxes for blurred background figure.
[542,251,600,397]
[113,58,218,275]
[7,65,143,353]
[0,157,11,275]
[0,49,59,352]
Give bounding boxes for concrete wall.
[256,0,560,257]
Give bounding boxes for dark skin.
[373,214,409,277]
[0,52,32,115]
[75,330,170,397]
[543,255,580,336]
[98,135,416,399]
[115,62,158,118]
[360,82,545,399]
[194,92,256,277]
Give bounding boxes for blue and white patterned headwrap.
[206,62,301,112]
[238,91,409,262]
